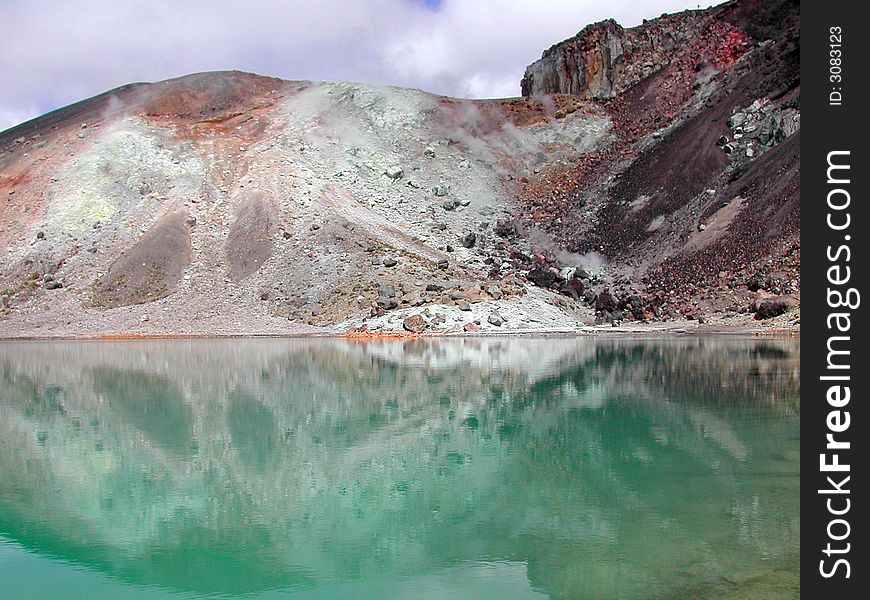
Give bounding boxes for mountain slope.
[0,0,799,337]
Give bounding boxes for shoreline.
[0,324,800,341]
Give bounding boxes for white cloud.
[0,104,42,133]
[0,0,722,132]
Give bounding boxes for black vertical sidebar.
[802,0,868,596]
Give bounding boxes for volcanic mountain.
[0,0,799,338]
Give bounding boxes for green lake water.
[0,337,799,599]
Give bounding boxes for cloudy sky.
[1,0,720,131]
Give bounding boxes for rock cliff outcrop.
[521,11,711,99]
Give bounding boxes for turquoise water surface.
[0,337,799,599]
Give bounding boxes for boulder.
[376,286,397,310]
[727,112,746,128]
[595,289,617,312]
[384,166,403,179]
[527,268,556,288]
[494,219,517,238]
[754,295,798,320]
[595,309,623,326]
[558,278,584,299]
[747,273,772,292]
[378,285,396,298]
[403,314,428,333]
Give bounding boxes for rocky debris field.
[514,0,800,331]
[0,0,799,338]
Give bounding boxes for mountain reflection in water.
[0,337,799,600]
